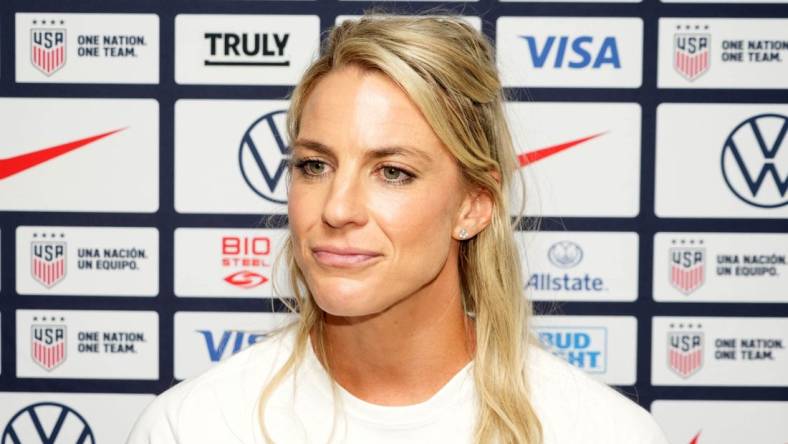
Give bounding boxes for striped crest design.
[31,28,67,75]
[670,246,705,295]
[31,240,67,288]
[668,331,704,378]
[674,32,710,81]
[31,324,67,371]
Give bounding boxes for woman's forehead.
[298,66,442,149]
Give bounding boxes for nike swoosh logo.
[0,128,125,180]
[518,132,606,167]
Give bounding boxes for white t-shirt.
[127,327,668,444]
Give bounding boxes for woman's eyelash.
[291,158,417,185]
[291,158,327,176]
[378,165,416,184]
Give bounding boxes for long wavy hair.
[259,14,542,444]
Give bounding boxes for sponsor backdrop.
[0,0,786,442]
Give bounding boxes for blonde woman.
[129,15,668,444]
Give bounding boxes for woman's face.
[288,65,471,317]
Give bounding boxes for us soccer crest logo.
[673,26,710,81]
[669,241,705,295]
[31,25,67,76]
[31,238,67,288]
[31,323,67,371]
[668,328,703,378]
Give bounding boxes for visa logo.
[519,35,621,69]
[197,329,269,362]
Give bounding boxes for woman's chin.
[313,294,379,318]
[310,284,392,319]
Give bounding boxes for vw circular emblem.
[2,402,95,443]
[721,113,788,209]
[239,110,291,204]
[547,241,584,269]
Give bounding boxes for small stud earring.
[458,228,469,240]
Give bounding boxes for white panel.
[175,99,290,214]
[174,228,289,298]
[174,311,294,380]
[498,17,643,88]
[658,19,788,89]
[533,315,638,385]
[16,310,159,380]
[655,104,788,218]
[175,14,319,85]
[652,400,788,444]
[518,231,639,301]
[15,13,159,84]
[507,102,641,217]
[0,392,154,443]
[0,98,159,212]
[16,226,158,296]
[654,232,788,302]
[652,317,788,386]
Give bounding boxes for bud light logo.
[239,110,290,204]
[520,35,621,69]
[198,329,270,362]
[721,113,788,209]
[537,327,607,373]
[2,402,95,443]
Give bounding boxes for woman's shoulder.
[126,325,298,444]
[526,345,669,444]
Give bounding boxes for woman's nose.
[321,170,368,229]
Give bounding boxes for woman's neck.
[314,268,476,406]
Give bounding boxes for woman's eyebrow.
[293,139,433,164]
[293,138,333,155]
[367,146,433,164]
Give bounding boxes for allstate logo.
[2,402,95,443]
[239,110,290,204]
[547,241,584,268]
[721,113,788,208]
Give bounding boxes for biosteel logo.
[222,235,271,289]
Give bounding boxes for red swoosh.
[689,431,701,444]
[518,132,606,167]
[0,128,125,180]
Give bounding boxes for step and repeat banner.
[1,0,787,442]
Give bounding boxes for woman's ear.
[453,186,495,241]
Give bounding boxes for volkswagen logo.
[721,113,788,209]
[2,402,95,443]
[239,110,290,204]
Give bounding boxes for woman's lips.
[311,246,382,268]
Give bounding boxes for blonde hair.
[259,13,542,444]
